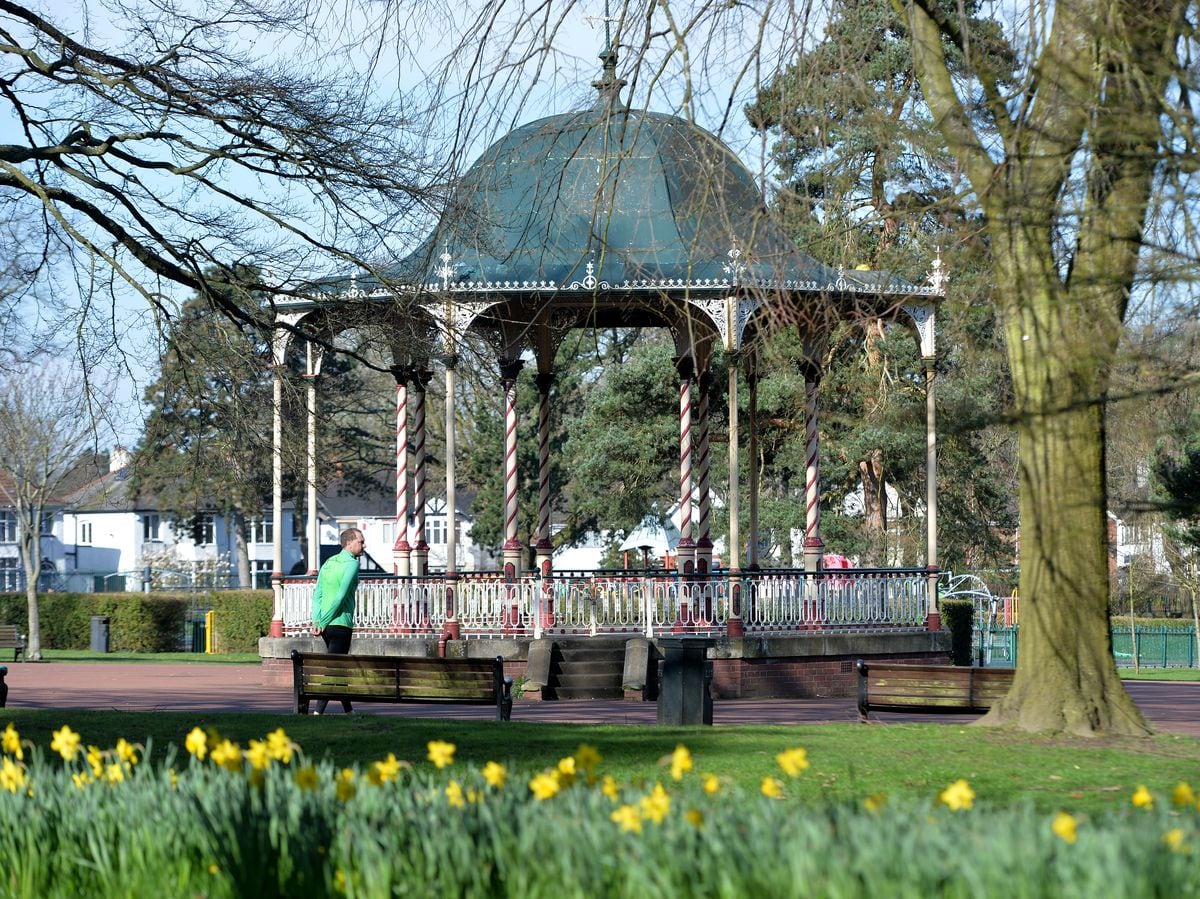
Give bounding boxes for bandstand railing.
[277,568,930,638]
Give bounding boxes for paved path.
[2,662,1197,734]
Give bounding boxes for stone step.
[553,659,623,677]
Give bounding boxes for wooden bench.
[0,625,25,662]
[291,651,513,720]
[856,659,1014,721]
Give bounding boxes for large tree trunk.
[230,509,252,589]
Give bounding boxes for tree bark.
[21,522,41,661]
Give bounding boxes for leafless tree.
[0,363,105,660]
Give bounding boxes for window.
[254,560,272,589]
[193,514,216,545]
[245,516,273,544]
[0,557,18,590]
[79,521,93,544]
[142,514,161,542]
[426,517,446,545]
[0,512,15,543]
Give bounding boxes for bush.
[940,598,975,665]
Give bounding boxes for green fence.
[973,625,1200,668]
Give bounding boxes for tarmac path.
[1,662,1197,734]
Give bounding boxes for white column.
[726,354,743,637]
[444,356,460,638]
[269,334,286,637]
[305,342,322,576]
[534,371,554,572]
[747,363,760,569]
[392,367,411,576]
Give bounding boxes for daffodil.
[684,808,704,827]
[371,753,406,784]
[776,747,809,777]
[939,779,975,812]
[185,727,208,761]
[1172,782,1195,808]
[556,755,577,786]
[529,771,560,800]
[245,740,272,772]
[210,739,242,772]
[575,744,601,773]
[0,757,26,793]
[104,762,125,784]
[1131,785,1153,809]
[611,804,642,833]
[669,745,693,782]
[115,738,138,767]
[600,774,620,801]
[71,771,92,790]
[446,780,465,808]
[335,768,356,802]
[427,740,456,769]
[703,774,720,795]
[295,765,320,791]
[1051,812,1077,845]
[86,745,104,778]
[862,792,887,814]
[761,776,784,799]
[1164,828,1187,853]
[1,723,22,759]
[483,761,507,789]
[639,783,671,824]
[50,725,81,762]
[265,728,294,764]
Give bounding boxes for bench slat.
[856,659,1014,720]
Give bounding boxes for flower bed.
[1,722,1198,896]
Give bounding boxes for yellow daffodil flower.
[1,757,27,793]
[1131,785,1153,809]
[105,762,125,784]
[761,776,784,799]
[639,783,671,824]
[265,728,294,764]
[483,761,507,789]
[335,768,356,802]
[1164,828,1187,853]
[1051,812,1077,844]
[446,780,465,808]
[115,738,138,766]
[556,756,577,786]
[776,747,809,777]
[575,744,601,773]
[1172,782,1195,808]
[684,808,704,827]
[862,792,887,814]
[703,774,720,795]
[50,725,82,762]
[71,771,92,790]
[600,774,620,801]
[185,727,208,761]
[1,723,22,759]
[370,753,406,785]
[427,740,456,769]
[86,745,104,778]
[939,779,975,812]
[294,766,319,791]
[245,740,272,772]
[669,745,693,782]
[611,804,642,833]
[210,739,242,772]
[529,771,560,800]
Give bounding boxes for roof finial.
[587,0,625,108]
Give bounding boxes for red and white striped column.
[675,356,696,574]
[803,371,824,572]
[534,371,554,572]
[500,359,524,578]
[695,369,713,574]
[392,367,411,576]
[410,372,430,576]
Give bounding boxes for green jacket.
[312,549,360,630]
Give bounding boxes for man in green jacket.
[310,527,365,714]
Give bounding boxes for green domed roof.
[401,99,842,291]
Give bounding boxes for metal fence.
[973,625,1200,668]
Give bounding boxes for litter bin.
[89,616,110,653]
[190,617,206,653]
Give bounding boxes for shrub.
[941,598,975,665]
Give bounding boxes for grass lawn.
[3,708,1197,815]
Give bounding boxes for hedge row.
[0,591,272,653]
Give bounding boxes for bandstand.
[260,49,950,697]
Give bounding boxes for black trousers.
[315,625,353,714]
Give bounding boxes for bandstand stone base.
[260,630,949,699]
